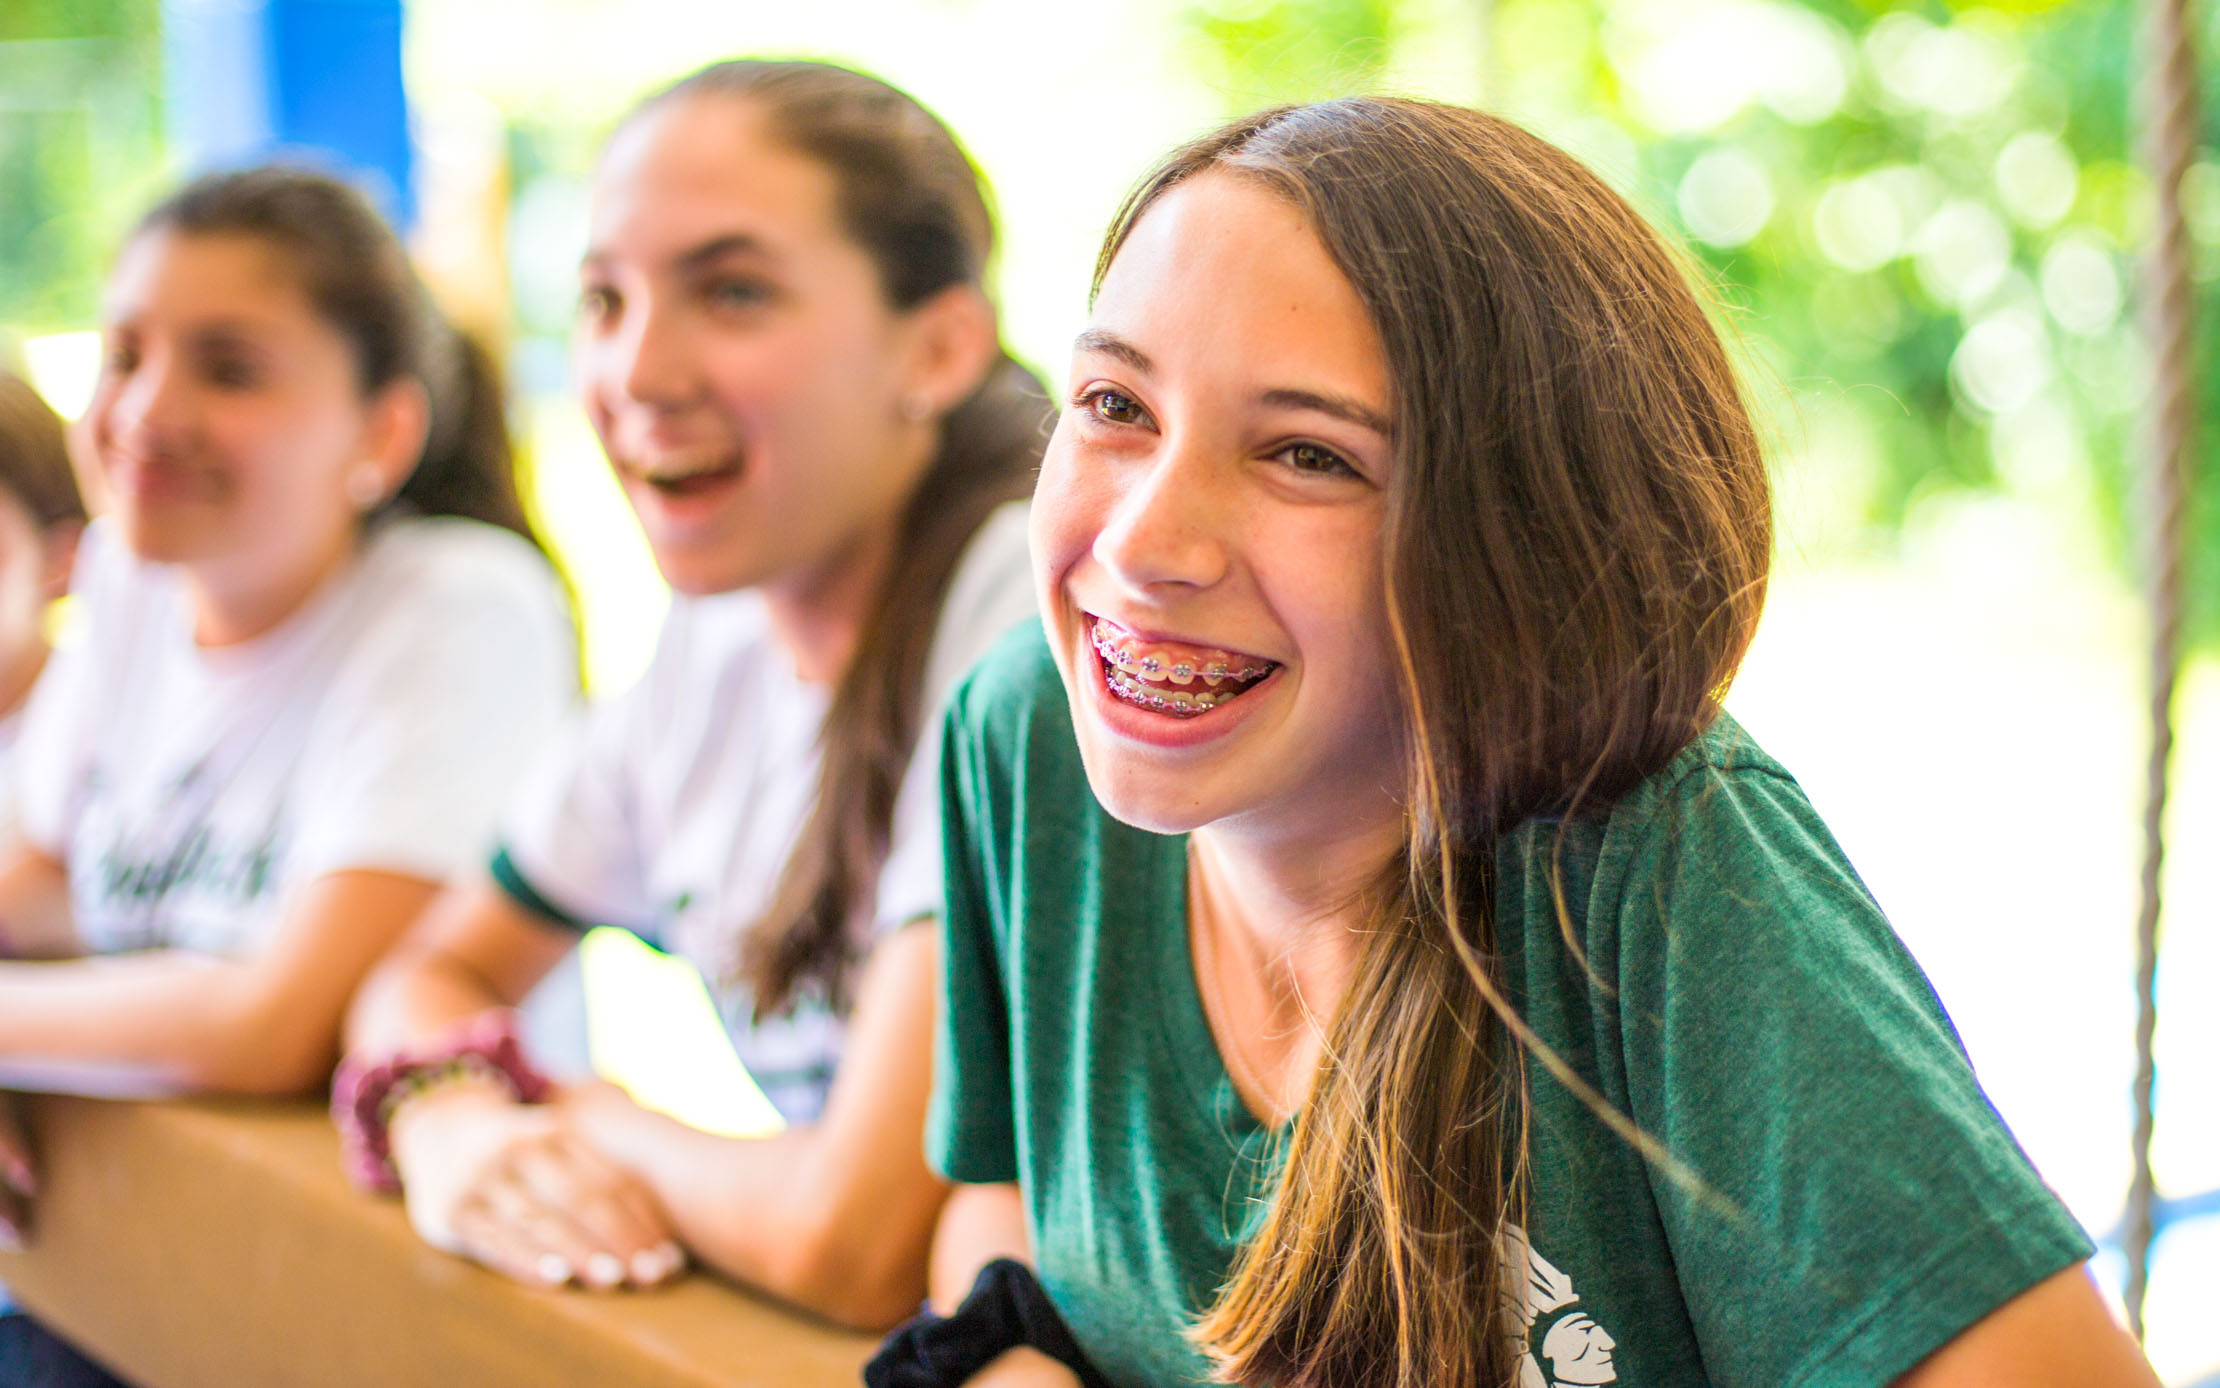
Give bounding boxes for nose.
[1091,433,1231,596]
[100,345,189,453]
[606,293,706,410]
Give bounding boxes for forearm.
[348,945,515,1055]
[931,1181,1032,1312]
[0,870,438,1096]
[345,887,570,1056]
[0,953,324,1094]
[565,1083,940,1327]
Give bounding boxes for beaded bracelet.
[332,1009,553,1194]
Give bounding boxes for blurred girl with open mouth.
[919,99,2157,1388]
[343,60,1044,1327]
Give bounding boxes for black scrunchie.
[865,1259,1116,1388]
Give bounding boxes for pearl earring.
[900,391,933,423]
[345,465,387,511]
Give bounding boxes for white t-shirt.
[495,501,1036,1122]
[0,708,20,840]
[15,516,576,960]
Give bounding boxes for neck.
[1190,799,1405,1021]
[184,527,359,648]
[760,486,919,688]
[0,640,49,722]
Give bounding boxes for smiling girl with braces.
[913,99,2157,1388]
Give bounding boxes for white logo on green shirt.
[1506,1223,1619,1387]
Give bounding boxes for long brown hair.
[135,167,539,547]
[625,61,1049,1015]
[1097,100,1772,1387]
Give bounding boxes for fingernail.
[586,1251,625,1287]
[4,1160,33,1196]
[657,1241,685,1276]
[0,1221,21,1253]
[630,1249,665,1284]
[535,1253,571,1285]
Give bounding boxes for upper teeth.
[1090,621,1274,686]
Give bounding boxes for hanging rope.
[2124,0,2201,1342]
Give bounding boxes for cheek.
[1027,433,1102,593]
[734,302,895,414]
[0,556,43,641]
[215,397,359,513]
[1279,518,1394,688]
[573,341,621,431]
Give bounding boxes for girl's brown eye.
[1091,390,1143,425]
[1282,442,1357,478]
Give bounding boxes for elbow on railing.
[749,1201,937,1333]
[174,994,344,1099]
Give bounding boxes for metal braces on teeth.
[1090,623,1274,685]
[1107,666,1237,716]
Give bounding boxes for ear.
[359,377,432,497]
[898,284,1000,421]
[37,520,80,604]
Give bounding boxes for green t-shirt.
[930,623,2090,1388]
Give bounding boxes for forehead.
[589,95,848,260]
[105,230,314,327]
[1090,172,1388,405]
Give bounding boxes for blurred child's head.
[0,371,87,683]
[82,168,530,590]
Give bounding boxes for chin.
[1064,718,1226,837]
[652,551,764,598]
[637,518,777,598]
[108,509,206,565]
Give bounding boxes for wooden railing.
[0,1095,876,1387]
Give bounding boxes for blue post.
[159,0,414,229]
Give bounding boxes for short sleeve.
[873,502,1035,936]
[1613,764,2092,1387]
[490,694,657,935]
[926,668,1020,1185]
[286,547,576,891]
[12,618,91,856]
[13,523,132,856]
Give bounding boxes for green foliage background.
[6,0,2217,642]
[1179,0,2220,640]
[0,0,164,332]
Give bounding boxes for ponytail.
[396,327,534,545]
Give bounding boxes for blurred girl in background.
[0,167,575,1380]
[0,374,85,809]
[0,369,87,1381]
[344,59,1045,1328]
[919,99,2156,1387]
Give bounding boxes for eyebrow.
[1073,328,1153,374]
[1261,387,1395,439]
[581,232,775,275]
[1074,328,1394,439]
[171,319,281,353]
